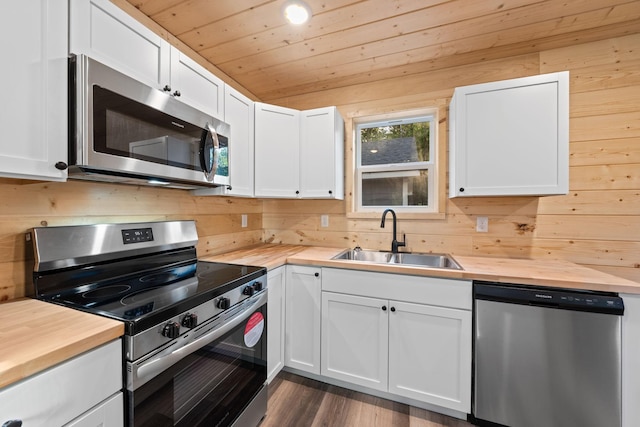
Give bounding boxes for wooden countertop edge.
[0,299,124,389]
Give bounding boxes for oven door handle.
[133,291,267,388]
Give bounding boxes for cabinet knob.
[382,305,387,311]
[173,90,181,97]
[314,272,319,277]
[328,190,332,195]
[295,190,300,195]
[54,161,68,170]
[163,84,171,92]
[390,307,396,312]
[2,421,23,427]
[459,187,465,192]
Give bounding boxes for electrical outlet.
[476,216,488,232]
[241,214,248,228]
[321,215,329,227]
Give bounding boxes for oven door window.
[92,86,205,172]
[129,305,267,427]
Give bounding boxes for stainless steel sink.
[390,252,462,270]
[332,249,394,263]
[332,249,462,270]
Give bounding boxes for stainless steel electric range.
[30,220,268,427]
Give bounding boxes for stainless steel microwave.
[68,55,230,190]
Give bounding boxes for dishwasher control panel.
[473,281,624,315]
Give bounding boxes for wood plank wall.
[0,180,262,301]
[262,33,640,283]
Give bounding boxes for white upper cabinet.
[169,47,224,119]
[449,71,569,197]
[223,86,255,196]
[254,103,301,198]
[255,103,344,199]
[70,0,170,90]
[70,0,224,119]
[300,107,345,199]
[0,0,68,181]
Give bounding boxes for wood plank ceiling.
[125,0,640,101]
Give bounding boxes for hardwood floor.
[260,371,475,427]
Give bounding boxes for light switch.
[321,215,329,227]
[241,214,248,228]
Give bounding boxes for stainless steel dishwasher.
[472,281,624,427]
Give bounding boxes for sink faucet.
[380,209,406,253]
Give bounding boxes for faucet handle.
[398,234,406,248]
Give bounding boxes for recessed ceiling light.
[283,0,312,25]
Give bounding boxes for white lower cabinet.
[388,301,471,411]
[284,265,321,374]
[321,268,472,413]
[321,292,388,391]
[267,266,286,383]
[0,339,123,427]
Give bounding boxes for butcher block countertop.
[0,298,123,389]
[204,244,640,295]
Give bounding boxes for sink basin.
[390,252,462,270]
[332,249,394,263]
[332,249,462,270]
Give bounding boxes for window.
[355,111,437,213]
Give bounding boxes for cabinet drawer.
[322,267,471,310]
[0,339,123,427]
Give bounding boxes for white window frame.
[354,109,438,213]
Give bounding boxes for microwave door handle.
[200,123,219,181]
[134,292,267,387]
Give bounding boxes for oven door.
[127,292,267,427]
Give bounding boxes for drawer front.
[322,267,471,310]
[0,339,123,427]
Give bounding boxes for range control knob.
[252,281,263,292]
[243,285,255,296]
[161,321,180,339]
[217,297,231,310]
[181,313,198,328]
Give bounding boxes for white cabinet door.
[0,0,68,181]
[0,340,122,427]
[622,293,640,427]
[65,393,123,427]
[285,265,321,374]
[267,266,286,383]
[321,292,388,391]
[388,301,471,412]
[224,85,255,197]
[169,46,224,119]
[254,103,301,197]
[300,107,344,199]
[449,71,569,197]
[69,0,170,90]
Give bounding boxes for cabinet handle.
[390,307,396,312]
[459,187,465,192]
[2,421,23,427]
[382,305,387,311]
[54,161,68,170]
[163,85,171,92]
[314,272,319,277]
[173,90,181,97]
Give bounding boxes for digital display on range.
[122,228,154,244]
